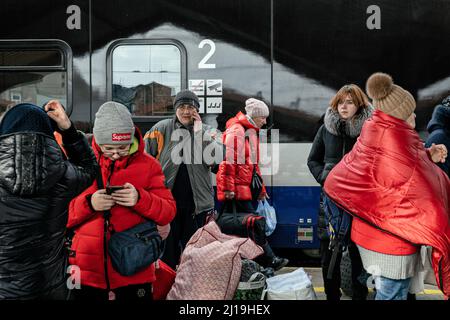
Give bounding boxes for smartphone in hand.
[106,185,124,195]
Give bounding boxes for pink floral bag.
[166,221,264,300]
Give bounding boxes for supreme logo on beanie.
[93,101,134,145]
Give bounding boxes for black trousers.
[73,283,153,301]
[161,205,207,270]
[320,238,368,300]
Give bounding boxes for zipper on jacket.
[103,160,115,292]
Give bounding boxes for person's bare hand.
[258,192,269,201]
[91,189,115,211]
[111,182,139,207]
[429,143,448,163]
[192,110,202,133]
[44,100,71,131]
[224,191,235,200]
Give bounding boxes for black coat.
[308,106,372,239]
[0,131,98,299]
[307,106,372,186]
[307,124,357,186]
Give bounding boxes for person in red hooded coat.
[324,73,449,300]
[216,98,288,271]
[67,101,176,301]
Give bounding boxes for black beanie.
[0,103,55,137]
[173,90,200,110]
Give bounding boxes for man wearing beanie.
[67,101,176,301]
[216,98,289,271]
[0,100,99,300]
[323,72,450,299]
[144,90,223,270]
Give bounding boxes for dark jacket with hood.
[425,96,450,176]
[0,105,98,299]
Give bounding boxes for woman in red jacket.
[324,73,449,300]
[216,98,288,271]
[67,101,176,301]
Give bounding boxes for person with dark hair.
[144,90,223,270]
[307,84,372,300]
[0,100,98,300]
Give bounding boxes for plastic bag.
[263,267,317,300]
[256,199,277,236]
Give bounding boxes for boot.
[262,242,289,271]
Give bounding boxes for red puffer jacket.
[67,127,176,290]
[324,110,450,296]
[216,112,266,201]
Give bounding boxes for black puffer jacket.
[308,106,373,239]
[0,131,98,299]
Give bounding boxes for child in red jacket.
[67,101,176,301]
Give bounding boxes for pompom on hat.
[366,72,416,121]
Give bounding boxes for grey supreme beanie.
[93,101,135,145]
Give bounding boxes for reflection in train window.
[0,44,70,117]
[111,45,181,116]
[0,50,63,67]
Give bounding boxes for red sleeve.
[67,183,98,229]
[132,159,176,226]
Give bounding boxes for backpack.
[322,193,352,279]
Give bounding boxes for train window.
[0,41,72,117]
[110,43,184,116]
[0,50,63,67]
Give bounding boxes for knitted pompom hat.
[366,72,416,121]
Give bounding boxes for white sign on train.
[206,97,222,113]
[188,79,205,96]
[206,79,222,95]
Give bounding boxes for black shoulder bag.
[216,200,266,246]
[97,174,163,277]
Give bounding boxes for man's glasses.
[101,146,130,157]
